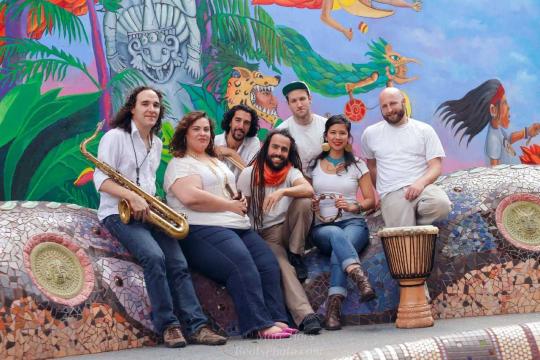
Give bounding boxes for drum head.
[377,225,439,238]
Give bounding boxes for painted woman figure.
[252,0,421,41]
[437,79,540,166]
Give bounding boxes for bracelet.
[524,127,528,138]
[355,201,363,214]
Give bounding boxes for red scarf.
[255,163,292,186]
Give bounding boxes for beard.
[265,155,287,171]
[231,129,246,141]
[382,107,406,124]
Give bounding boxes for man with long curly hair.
[214,104,261,178]
[94,87,226,348]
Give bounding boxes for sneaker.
[188,326,227,346]
[288,252,308,283]
[163,325,187,348]
[300,313,322,335]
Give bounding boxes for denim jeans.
[311,217,370,296]
[103,215,208,335]
[180,225,288,336]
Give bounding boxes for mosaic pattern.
[496,193,540,251]
[306,165,540,326]
[0,200,237,359]
[432,258,540,318]
[338,321,540,360]
[23,233,95,306]
[0,297,153,359]
[1,165,540,358]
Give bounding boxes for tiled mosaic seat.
[1,164,540,358]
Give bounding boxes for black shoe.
[288,252,308,283]
[300,313,322,335]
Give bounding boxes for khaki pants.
[259,198,314,326]
[380,184,451,228]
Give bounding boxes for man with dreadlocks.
[437,79,540,166]
[237,129,323,335]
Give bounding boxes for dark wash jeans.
[103,215,207,335]
[180,225,288,336]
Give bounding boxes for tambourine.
[314,192,343,223]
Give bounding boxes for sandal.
[280,327,299,335]
[256,330,291,339]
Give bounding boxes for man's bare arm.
[263,177,314,213]
[214,146,246,168]
[366,158,377,188]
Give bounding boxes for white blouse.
[164,156,251,229]
[311,158,369,225]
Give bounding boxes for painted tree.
[0,0,134,122]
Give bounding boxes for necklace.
[130,133,152,186]
[324,155,344,167]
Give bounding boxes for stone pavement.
[68,312,540,360]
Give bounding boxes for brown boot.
[163,325,187,348]
[348,266,376,302]
[325,294,344,330]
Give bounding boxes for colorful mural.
[1,0,539,209]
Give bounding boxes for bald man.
[360,87,451,227]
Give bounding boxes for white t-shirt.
[360,118,445,197]
[237,166,304,229]
[277,114,326,172]
[163,156,251,229]
[214,133,261,178]
[94,124,162,221]
[311,158,369,225]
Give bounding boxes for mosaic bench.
[1,164,539,359]
[338,321,540,360]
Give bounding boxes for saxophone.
[80,122,189,239]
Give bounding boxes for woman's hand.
[335,195,354,212]
[228,199,247,216]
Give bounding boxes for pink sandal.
[256,330,291,339]
[280,327,299,335]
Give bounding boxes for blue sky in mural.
[264,0,540,171]
[41,0,540,172]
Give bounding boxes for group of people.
[94,81,452,348]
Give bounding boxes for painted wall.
[1,0,539,207]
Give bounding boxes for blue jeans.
[180,225,288,336]
[311,217,370,296]
[103,215,208,335]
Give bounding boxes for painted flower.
[0,5,6,50]
[520,144,540,165]
[74,167,94,186]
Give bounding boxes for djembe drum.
[378,225,438,328]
